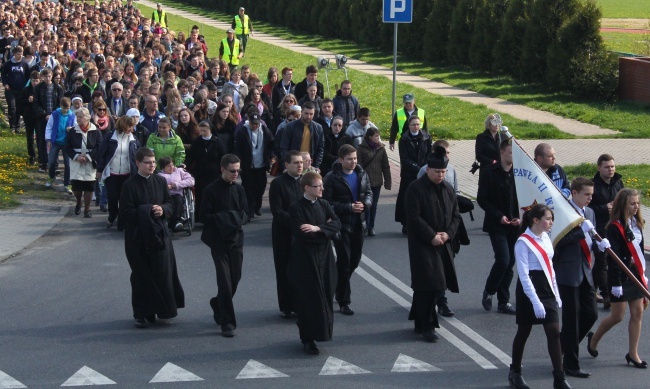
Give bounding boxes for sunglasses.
[226,169,241,174]
[96,108,107,111]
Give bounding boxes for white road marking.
[61,366,116,386]
[236,360,289,379]
[391,354,442,373]
[319,357,371,375]
[0,370,27,389]
[361,254,511,366]
[356,267,498,369]
[149,362,203,383]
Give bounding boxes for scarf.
[79,123,90,133]
[93,114,109,131]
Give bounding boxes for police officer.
[389,93,428,151]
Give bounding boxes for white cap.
[126,108,140,117]
[289,105,302,113]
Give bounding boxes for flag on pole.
[511,139,582,246]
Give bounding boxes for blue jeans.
[47,143,70,186]
[365,186,382,228]
[94,180,108,207]
[484,232,518,305]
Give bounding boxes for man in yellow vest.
[151,3,168,29]
[389,93,428,151]
[219,29,243,73]
[231,7,254,56]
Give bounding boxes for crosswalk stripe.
[149,362,203,383]
[391,354,442,373]
[61,366,116,386]
[319,357,371,375]
[236,360,289,379]
[0,370,27,389]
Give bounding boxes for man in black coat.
[554,177,601,378]
[588,154,624,309]
[323,144,373,315]
[268,151,304,318]
[279,102,325,170]
[233,111,274,220]
[200,154,248,337]
[119,148,185,328]
[288,171,341,355]
[477,140,519,315]
[33,68,64,171]
[405,146,461,343]
[293,65,324,102]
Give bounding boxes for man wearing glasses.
[106,82,126,119]
[200,154,249,338]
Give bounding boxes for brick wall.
[619,57,650,103]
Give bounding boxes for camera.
[469,161,480,175]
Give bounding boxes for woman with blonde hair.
[588,188,648,368]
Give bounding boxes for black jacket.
[323,162,373,232]
[33,82,64,119]
[293,78,324,102]
[474,129,504,168]
[233,123,275,171]
[280,119,325,168]
[554,207,596,287]
[200,177,248,246]
[589,172,624,234]
[476,163,519,235]
[321,131,351,176]
[607,220,645,288]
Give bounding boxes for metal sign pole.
[391,22,398,119]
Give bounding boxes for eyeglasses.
[112,88,122,91]
[310,184,323,189]
[96,108,107,111]
[285,100,295,104]
[284,73,293,76]
[227,169,241,174]
[141,161,156,165]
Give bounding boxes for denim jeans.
[47,143,70,186]
[484,232,518,305]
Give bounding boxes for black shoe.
[508,365,531,389]
[28,156,35,165]
[497,303,516,315]
[401,225,408,235]
[586,331,598,358]
[55,169,61,176]
[422,329,439,343]
[248,217,253,222]
[482,290,492,311]
[603,294,611,310]
[106,219,114,228]
[74,204,81,215]
[134,318,147,328]
[437,303,455,317]
[340,305,354,315]
[553,370,572,389]
[255,210,262,216]
[367,228,375,237]
[303,340,319,355]
[209,297,221,325]
[625,353,648,368]
[100,205,108,212]
[84,211,92,218]
[280,311,293,319]
[145,315,156,324]
[221,328,235,337]
[564,368,591,378]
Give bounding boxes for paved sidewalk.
[0,206,68,262]
[142,0,616,137]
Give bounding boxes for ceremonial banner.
[512,140,582,246]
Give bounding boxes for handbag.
[269,160,281,176]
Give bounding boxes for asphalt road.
[1,203,649,388]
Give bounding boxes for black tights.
[511,323,563,371]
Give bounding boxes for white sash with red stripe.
[519,233,562,307]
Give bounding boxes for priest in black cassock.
[288,171,341,355]
[119,147,185,328]
[200,154,248,338]
[268,150,304,318]
[405,146,461,343]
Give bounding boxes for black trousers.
[210,241,243,331]
[105,174,130,228]
[272,223,293,313]
[559,279,598,370]
[35,118,48,168]
[24,109,36,158]
[5,89,19,130]
[410,290,441,332]
[333,224,364,306]
[240,167,267,217]
[593,250,609,297]
[484,232,518,305]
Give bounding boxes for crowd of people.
[1,0,647,386]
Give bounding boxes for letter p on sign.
[383,0,412,23]
[390,0,405,18]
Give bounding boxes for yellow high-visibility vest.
[234,15,250,35]
[222,38,240,66]
[396,107,426,139]
[152,10,167,28]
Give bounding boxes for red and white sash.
[611,220,647,289]
[519,233,562,306]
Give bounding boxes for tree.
[492,0,528,75]
[423,0,457,63]
[469,0,507,71]
[447,0,477,66]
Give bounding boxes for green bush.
[423,0,457,64]
[447,0,476,65]
[492,0,527,74]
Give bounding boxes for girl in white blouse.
[509,204,571,389]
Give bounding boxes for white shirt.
[515,228,557,306]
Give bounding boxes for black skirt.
[516,270,559,326]
[71,179,95,192]
[611,265,647,303]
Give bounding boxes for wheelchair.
[178,187,195,235]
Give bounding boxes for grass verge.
[602,31,650,56]
[0,129,28,208]
[153,0,650,138]
[564,163,650,206]
[596,0,650,19]
[143,2,566,140]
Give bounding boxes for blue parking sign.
[383,0,413,23]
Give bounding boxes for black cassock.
[119,173,185,320]
[268,172,303,313]
[288,197,341,342]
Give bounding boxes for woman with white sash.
[588,188,648,368]
[509,204,571,389]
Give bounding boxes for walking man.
[389,93,427,151]
[119,148,185,328]
[534,143,571,198]
[219,29,242,73]
[323,144,373,315]
[232,7,253,55]
[200,154,248,337]
[1,46,30,134]
[478,140,519,315]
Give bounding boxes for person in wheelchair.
[157,156,195,231]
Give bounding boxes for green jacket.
[146,130,185,168]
